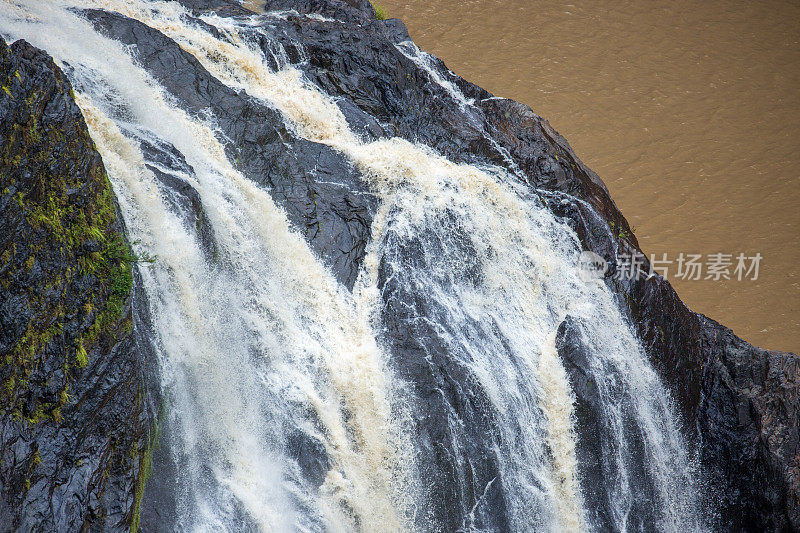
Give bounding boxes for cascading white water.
[394,40,475,109]
[0,0,704,531]
[0,2,416,531]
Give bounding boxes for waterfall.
[0,1,704,531]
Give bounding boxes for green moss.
[11,321,60,369]
[2,149,134,422]
[130,406,164,533]
[75,341,89,369]
[24,90,37,108]
[0,55,147,439]
[370,1,388,20]
[80,232,134,347]
[129,446,152,533]
[25,404,47,425]
[58,385,71,406]
[121,315,134,335]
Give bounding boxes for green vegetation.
[3,182,134,424]
[130,403,164,533]
[370,1,388,20]
[609,220,633,241]
[0,71,136,426]
[75,341,89,369]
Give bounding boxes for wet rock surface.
[556,316,661,532]
[696,317,800,530]
[0,0,796,530]
[86,7,377,289]
[0,39,159,531]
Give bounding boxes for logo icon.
[578,251,608,281]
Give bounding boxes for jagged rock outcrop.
[0,0,796,531]
[0,39,159,531]
[695,317,800,530]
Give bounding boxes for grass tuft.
[75,340,89,369]
[370,1,388,20]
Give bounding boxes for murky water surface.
[373,0,800,351]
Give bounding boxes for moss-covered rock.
[0,39,158,531]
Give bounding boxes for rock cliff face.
[0,40,159,531]
[0,0,797,531]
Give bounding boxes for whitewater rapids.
[0,1,705,531]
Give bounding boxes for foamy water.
[0,1,706,530]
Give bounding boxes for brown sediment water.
[241,0,264,13]
[373,0,800,352]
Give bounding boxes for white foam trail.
[539,330,583,530]
[80,100,296,531]
[395,40,474,109]
[0,1,413,530]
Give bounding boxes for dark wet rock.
[696,317,800,530]
[376,225,511,531]
[0,39,159,531]
[85,8,377,289]
[148,165,219,263]
[557,315,674,532]
[136,418,177,533]
[557,316,625,531]
[287,428,330,488]
[131,135,219,261]
[613,256,800,529]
